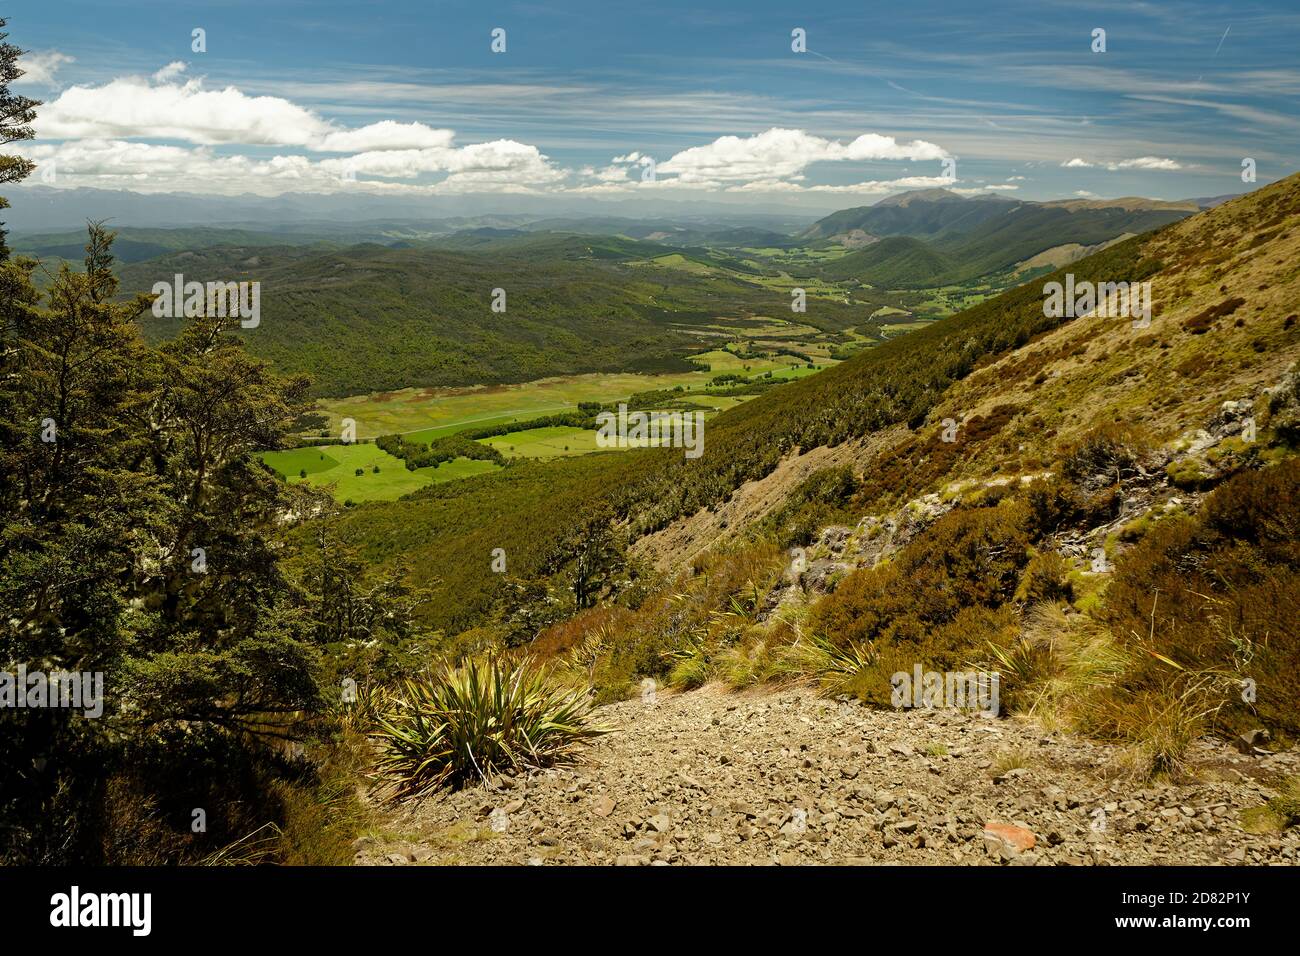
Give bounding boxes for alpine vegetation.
[4,2,1300,884]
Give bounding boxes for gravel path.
[356,684,1300,866]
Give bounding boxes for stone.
[1233,729,1272,754]
[983,821,1037,858]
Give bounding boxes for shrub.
[1016,549,1075,605]
[1059,421,1151,490]
[1103,457,1300,740]
[1089,675,1227,780]
[809,502,1030,705]
[1022,474,1085,537]
[372,658,608,798]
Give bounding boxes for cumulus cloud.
[37,73,335,145]
[26,66,959,198]
[19,136,564,197]
[1114,156,1182,170]
[316,121,456,153]
[15,50,74,86]
[658,128,950,183]
[19,139,324,194]
[25,67,564,194]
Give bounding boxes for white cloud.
[16,50,75,86]
[657,128,949,183]
[27,67,966,199]
[18,135,564,197]
[152,61,188,84]
[1114,156,1182,170]
[321,138,561,183]
[37,74,335,146]
[316,121,456,152]
[1060,156,1181,171]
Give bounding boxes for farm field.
[479,425,604,458]
[688,348,816,377]
[311,351,838,443]
[260,443,501,502]
[314,370,711,440]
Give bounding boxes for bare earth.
[357,684,1300,866]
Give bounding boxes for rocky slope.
[359,684,1300,866]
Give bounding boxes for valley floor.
[356,684,1300,867]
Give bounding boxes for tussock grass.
[984,602,1128,728]
[990,747,1033,777]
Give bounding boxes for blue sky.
[9,0,1300,209]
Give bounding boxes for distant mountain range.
[804,188,1214,287]
[2,184,825,234]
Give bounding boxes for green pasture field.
[479,425,604,459]
[261,443,501,502]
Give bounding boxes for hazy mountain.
[801,189,1016,241]
[3,184,825,234]
[810,187,1197,287]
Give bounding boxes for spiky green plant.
[372,658,608,799]
[334,679,392,736]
